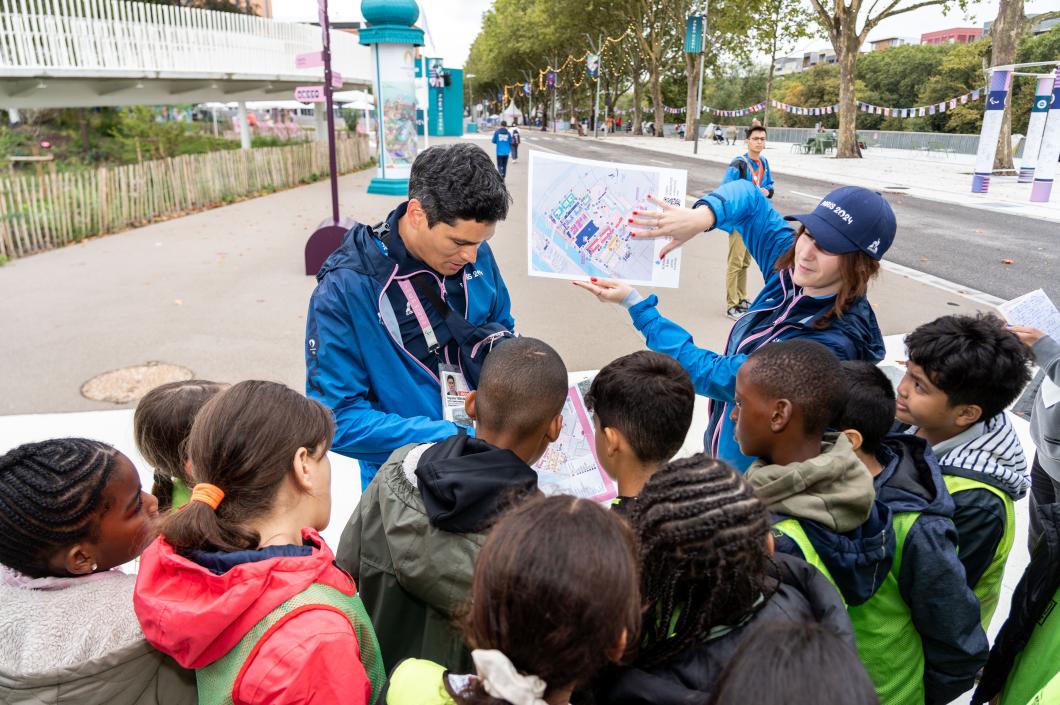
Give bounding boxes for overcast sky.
[272,0,1058,68]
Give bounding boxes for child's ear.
[842,429,864,452]
[55,544,96,576]
[954,403,982,429]
[546,412,563,443]
[603,426,623,457]
[291,446,313,492]
[771,399,793,432]
[464,390,478,421]
[608,628,629,663]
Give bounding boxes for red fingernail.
[631,234,636,238]
[591,277,598,282]
[628,218,634,223]
[632,210,638,215]
[660,252,666,259]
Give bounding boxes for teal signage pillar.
[359,0,424,196]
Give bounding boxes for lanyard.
[742,156,764,186]
[397,279,440,355]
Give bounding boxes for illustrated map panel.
[527,150,687,288]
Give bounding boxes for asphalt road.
[519,132,1058,304]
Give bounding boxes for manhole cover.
[81,362,195,404]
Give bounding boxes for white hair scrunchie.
[472,649,549,705]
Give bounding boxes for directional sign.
[331,71,343,88]
[295,85,326,103]
[296,51,324,69]
[685,15,705,54]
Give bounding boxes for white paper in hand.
[999,289,1060,344]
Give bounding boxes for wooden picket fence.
[0,134,372,261]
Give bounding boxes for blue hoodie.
[874,434,989,705]
[627,179,885,470]
[305,204,514,488]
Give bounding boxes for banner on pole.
[546,71,556,88]
[586,54,599,79]
[684,15,705,54]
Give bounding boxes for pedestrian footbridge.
[0,0,370,109]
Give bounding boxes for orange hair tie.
[189,483,225,510]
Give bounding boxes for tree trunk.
[632,52,644,135]
[684,52,697,141]
[649,60,664,137]
[764,19,779,128]
[836,26,860,158]
[990,0,1024,170]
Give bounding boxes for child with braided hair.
[133,380,385,705]
[0,438,194,705]
[600,453,853,705]
[134,379,226,511]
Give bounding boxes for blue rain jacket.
[305,203,514,488]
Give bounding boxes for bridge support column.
[237,101,251,150]
[314,106,327,142]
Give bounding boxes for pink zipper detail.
[377,265,441,384]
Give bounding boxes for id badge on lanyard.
[439,363,472,425]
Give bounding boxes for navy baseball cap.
[784,186,896,260]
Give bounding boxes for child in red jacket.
[134,381,384,705]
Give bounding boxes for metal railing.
[0,0,367,78]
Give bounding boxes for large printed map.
[528,151,686,288]
[532,382,616,502]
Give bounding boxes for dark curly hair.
[905,313,1033,420]
[409,143,512,226]
[0,438,118,577]
[630,454,776,669]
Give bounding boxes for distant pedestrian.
[510,127,521,162]
[721,125,774,319]
[713,126,724,144]
[491,121,512,179]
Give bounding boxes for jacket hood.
[796,500,895,606]
[930,413,1029,500]
[133,529,351,669]
[415,434,538,533]
[875,433,955,518]
[598,553,853,705]
[747,432,875,533]
[315,203,407,282]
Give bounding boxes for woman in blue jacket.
[576,180,897,471]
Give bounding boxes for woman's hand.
[1008,325,1046,347]
[628,194,715,259]
[572,277,632,304]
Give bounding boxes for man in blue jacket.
[305,143,515,489]
[721,125,774,319]
[491,121,512,179]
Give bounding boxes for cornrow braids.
[630,454,775,669]
[0,438,117,578]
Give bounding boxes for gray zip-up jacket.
[1030,335,1060,480]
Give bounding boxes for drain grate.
[81,362,195,404]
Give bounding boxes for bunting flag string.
[855,88,981,117]
[598,87,984,120]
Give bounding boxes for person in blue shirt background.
[491,121,512,179]
[575,181,895,472]
[722,125,775,319]
[305,143,515,489]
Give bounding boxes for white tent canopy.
[500,100,523,124]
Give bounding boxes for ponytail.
[159,381,334,556]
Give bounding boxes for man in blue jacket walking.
[491,121,512,179]
[305,143,515,489]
